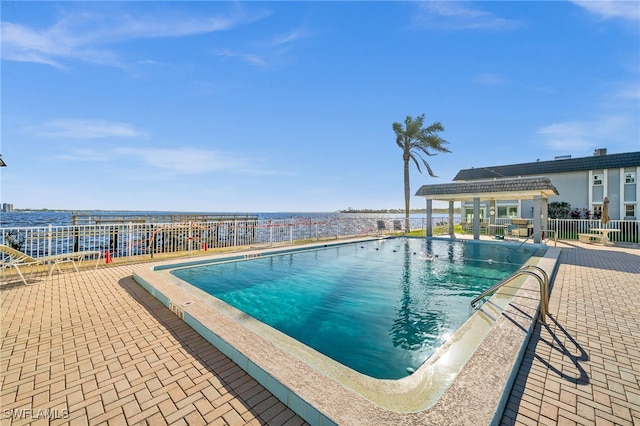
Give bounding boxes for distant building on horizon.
[1,203,14,213]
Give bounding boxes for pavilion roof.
[415,177,559,201]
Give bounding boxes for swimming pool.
[170,237,541,380]
[133,237,558,425]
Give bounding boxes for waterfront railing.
[1,217,637,263]
[0,217,428,260]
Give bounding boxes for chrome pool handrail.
[471,265,549,324]
[506,229,557,263]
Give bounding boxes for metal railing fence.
[459,218,638,244]
[2,217,637,262]
[546,218,638,244]
[0,217,427,260]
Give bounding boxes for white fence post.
[289,221,293,245]
[233,220,238,248]
[128,222,133,258]
[48,224,52,256]
[269,220,274,246]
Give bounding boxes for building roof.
[415,177,559,201]
[453,151,640,181]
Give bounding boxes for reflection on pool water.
[171,237,545,379]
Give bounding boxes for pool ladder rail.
[471,265,550,324]
[505,228,557,263]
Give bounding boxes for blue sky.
[1,1,639,212]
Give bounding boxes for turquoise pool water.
[171,238,544,380]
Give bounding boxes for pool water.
[171,237,543,380]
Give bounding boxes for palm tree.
[393,114,450,232]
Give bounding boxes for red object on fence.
[202,243,208,251]
[105,251,112,264]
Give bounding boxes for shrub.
[548,201,571,219]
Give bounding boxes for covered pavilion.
[415,177,559,243]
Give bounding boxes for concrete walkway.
[1,241,639,425]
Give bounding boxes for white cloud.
[412,2,523,31]
[270,27,308,47]
[116,147,246,174]
[1,7,265,69]
[0,22,68,68]
[52,145,295,177]
[537,115,634,152]
[30,119,145,139]
[570,1,640,21]
[55,149,112,162]
[474,73,509,86]
[211,25,311,68]
[538,121,590,151]
[614,82,640,100]
[211,48,268,67]
[51,145,252,174]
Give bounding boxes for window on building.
[625,171,636,184]
[625,204,636,219]
[498,206,518,218]
[593,174,603,185]
[465,209,485,222]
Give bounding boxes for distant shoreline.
[339,208,460,214]
[9,208,461,215]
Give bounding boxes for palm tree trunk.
[403,158,411,233]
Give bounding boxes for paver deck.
[1,262,308,426]
[1,240,639,425]
[501,242,640,426]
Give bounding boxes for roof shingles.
[453,151,640,181]
[415,177,559,197]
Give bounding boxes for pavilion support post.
[541,197,549,236]
[489,200,496,226]
[426,199,433,237]
[473,197,480,240]
[533,195,542,243]
[448,201,455,238]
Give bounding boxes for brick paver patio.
[1,263,308,425]
[1,241,639,425]
[501,243,640,426]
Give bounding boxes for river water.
[0,211,442,228]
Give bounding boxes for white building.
[453,149,640,221]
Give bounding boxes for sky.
[1,1,639,213]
